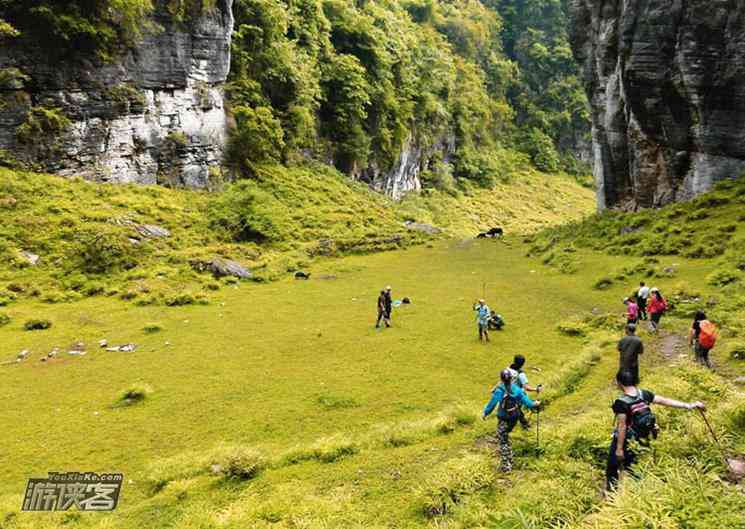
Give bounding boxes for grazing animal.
[402,297,411,304]
[294,271,311,280]
[476,227,504,239]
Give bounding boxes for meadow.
[1,173,744,528]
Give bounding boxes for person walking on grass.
[617,323,643,385]
[636,282,650,321]
[624,297,639,325]
[647,288,667,332]
[375,289,390,328]
[506,354,543,430]
[474,299,491,342]
[483,368,541,472]
[606,369,705,491]
[689,310,717,368]
[384,285,393,326]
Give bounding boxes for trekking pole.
[697,408,731,468]
[535,408,540,457]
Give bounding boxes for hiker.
[617,323,643,385]
[624,297,639,325]
[488,311,505,331]
[647,288,667,332]
[636,282,650,320]
[606,369,705,491]
[473,299,491,342]
[507,354,543,429]
[689,310,717,368]
[375,290,390,328]
[482,368,541,472]
[384,286,393,326]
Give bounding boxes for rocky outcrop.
[0,1,233,187]
[570,1,745,209]
[357,132,456,200]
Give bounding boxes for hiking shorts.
[478,322,488,331]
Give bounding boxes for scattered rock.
[707,297,719,307]
[210,464,222,475]
[190,258,251,279]
[19,251,40,266]
[48,348,59,358]
[99,339,108,348]
[317,274,337,280]
[133,224,171,239]
[734,377,745,386]
[404,221,442,235]
[70,342,85,352]
[312,239,337,256]
[68,350,87,356]
[106,343,137,352]
[663,266,676,274]
[17,349,29,361]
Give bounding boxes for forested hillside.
[0,0,589,191]
[227,0,589,181]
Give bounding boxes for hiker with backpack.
[636,282,650,321]
[689,310,717,368]
[375,289,390,328]
[474,299,491,343]
[506,354,543,429]
[624,297,639,325]
[606,369,705,491]
[647,288,667,332]
[617,323,644,385]
[482,368,541,472]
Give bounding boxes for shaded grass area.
[1,206,744,527]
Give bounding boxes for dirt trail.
[656,330,688,361]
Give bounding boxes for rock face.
[357,132,456,200]
[0,1,234,187]
[570,1,745,209]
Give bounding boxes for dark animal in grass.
[476,227,504,239]
[295,271,311,280]
[402,297,411,304]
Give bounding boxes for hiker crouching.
[606,369,705,491]
[483,368,541,472]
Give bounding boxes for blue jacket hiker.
[474,299,491,342]
[482,369,540,472]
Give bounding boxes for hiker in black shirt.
[617,324,643,384]
[607,370,705,491]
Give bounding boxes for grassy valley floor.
[1,230,744,528]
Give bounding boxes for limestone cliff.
[570,0,745,209]
[0,1,234,187]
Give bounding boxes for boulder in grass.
[19,251,40,266]
[404,221,442,235]
[134,224,171,239]
[191,258,252,279]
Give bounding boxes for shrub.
[164,292,196,306]
[227,106,285,166]
[115,383,153,407]
[15,106,71,143]
[210,446,266,481]
[207,181,287,243]
[0,313,9,326]
[70,225,140,274]
[557,317,588,337]
[592,276,614,290]
[23,318,51,331]
[282,435,359,465]
[726,342,745,360]
[143,323,162,334]
[707,269,741,287]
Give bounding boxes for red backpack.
[698,320,718,349]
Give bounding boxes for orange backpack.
[698,320,717,349]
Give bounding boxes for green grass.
[1,226,744,528]
[2,172,745,528]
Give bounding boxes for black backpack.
[499,389,521,421]
[620,394,658,444]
